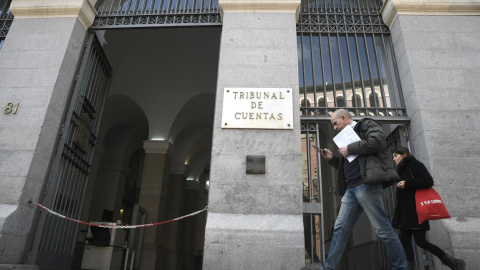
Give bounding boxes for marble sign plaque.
[221,88,293,129]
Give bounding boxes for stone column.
[0,0,97,266]
[193,170,208,264]
[203,0,304,269]
[181,181,199,269]
[161,162,187,269]
[138,140,172,270]
[381,0,480,268]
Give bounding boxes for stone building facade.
[0,0,478,269]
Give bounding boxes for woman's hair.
[393,147,411,156]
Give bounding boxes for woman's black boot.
[440,254,466,270]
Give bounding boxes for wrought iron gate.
[0,0,13,49]
[28,33,112,269]
[301,122,326,265]
[297,0,412,269]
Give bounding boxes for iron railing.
[91,0,221,29]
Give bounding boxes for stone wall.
[203,1,305,268]
[0,0,96,265]
[383,1,480,268]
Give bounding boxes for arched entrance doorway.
[74,26,222,269]
[29,21,222,270]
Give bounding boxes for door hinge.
[59,124,65,136]
[43,183,49,197]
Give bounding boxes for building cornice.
[9,0,97,30]
[381,0,480,29]
[219,0,301,21]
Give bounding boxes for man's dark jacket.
[328,118,400,196]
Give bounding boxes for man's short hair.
[333,109,352,119]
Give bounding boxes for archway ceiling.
[99,95,149,163]
[100,94,149,134]
[99,26,221,177]
[101,26,221,141]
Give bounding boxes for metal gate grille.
[297,1,411,269]
[0,0,13,50]
[32,33,112,268]
[297,0,407,121]
[301,123,325,265]
[91,0,221,29]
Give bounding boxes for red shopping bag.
[415,187,451,224]
[410,170,451,224]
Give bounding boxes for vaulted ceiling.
[97,26,221,180]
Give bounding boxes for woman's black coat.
[392,155,434,230]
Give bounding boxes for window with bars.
[297,0,406,118]
[0,0,13,50]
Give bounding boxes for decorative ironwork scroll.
[73,112,93,153]
[297,0,389,34]
[91,0,221,29]
[301,122,318,132]
[300,107,407,119]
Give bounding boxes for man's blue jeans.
[321,184,407,270]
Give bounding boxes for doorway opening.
[30,26,221,270]
[74,26,221,270]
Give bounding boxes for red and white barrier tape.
[29,199,207,229]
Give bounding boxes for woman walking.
[391,147,466,270]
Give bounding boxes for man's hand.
[396,181,405,189]
[338,146,349,158]
[319,148,333,160]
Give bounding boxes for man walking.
[318,109,408,270]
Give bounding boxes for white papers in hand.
[333,125,361,162]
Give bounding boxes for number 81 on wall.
[4,103,19,114]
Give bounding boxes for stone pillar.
[138,140,172,270]
[161,162,187,269]
[0,0,97,266]
[181,181,199,269]
[203,0,304,269]
[193,170,208,264]
[381,0,480,268]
